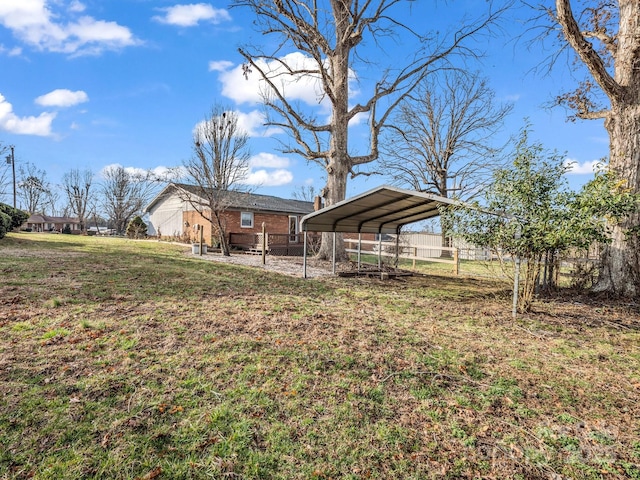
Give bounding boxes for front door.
[289,216,298,243]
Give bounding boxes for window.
[240,212,254,228]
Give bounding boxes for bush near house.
[0,203,28,239]
[447,129,639,313]
[126,215,148,239]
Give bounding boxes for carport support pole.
[453,248,459,275]
[303,231,307,278]
[261,222,266,265]
[332,232,337,274]
[378,235,382,270]
[395,232,400,268]
[357,233,362,272]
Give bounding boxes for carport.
[300,185,459,277]
[300,185,521,318]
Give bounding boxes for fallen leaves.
[136,467,162,480]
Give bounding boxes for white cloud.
[35,89,88,107]
[242,168,294,187]
[236,110,281,137]
[208,60,233,72]
[348,110,369,127]
[241,153,294,187]
[153,4,231,27]
[193,109,280,138]
[100,163,178,181]
[564,158,602,175]
[249,152,290,169]
[149,165,182,181]
[68,1,86,13]
[0,1,140,55]
[218,52,329,106]
[0,94,55,136]
[0,44,22,56]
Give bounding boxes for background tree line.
[0,155,161,236]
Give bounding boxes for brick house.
[145,183,315,249]
[23,214,83,233]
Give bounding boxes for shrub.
[126,216,148,239]
[0,203,29,239]
[0,211,9,239]
[447,127,639,312]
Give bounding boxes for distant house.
[24,214,82,233]
[145,183,315,249]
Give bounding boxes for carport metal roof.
[300,185,457,234]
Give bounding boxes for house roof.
[26,214,80,224]
[301,185,458,234]
[145,183,315,216]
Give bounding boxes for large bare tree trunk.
[317,38,351,261]
[595,104,640,295]
[236,0,505,262]
[317,162,349,261]
[554,0,640,296]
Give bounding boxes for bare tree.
[181,105,251,256]
[62,169,93,232]
[379,71,513,249]
[291,184,318,203]
[43,189,62,216]
[101,166,157,236]
[87,200,107,232]
[234,0,508,259]
[536,1,640,296]
[17,162,50,214]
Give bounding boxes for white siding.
[399,232,442,249]
[397,232,490,260]
[395,232,449,259]
[147,193,190,238]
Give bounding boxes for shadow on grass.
[0,233,335,306]
[2,232,88,250]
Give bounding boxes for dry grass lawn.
[1,233,639,479]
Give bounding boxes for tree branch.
[576,109,609,120]
[555,0,623,102]
[582,29,617,56]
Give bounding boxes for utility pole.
[10,146,15,209]
[5,145,15,208]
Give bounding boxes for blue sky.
[0,0,608,208]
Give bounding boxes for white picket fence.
[342,232,498,275]
[398,232,491,260]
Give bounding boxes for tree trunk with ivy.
[554,0,640,296]
[596,105,640,294]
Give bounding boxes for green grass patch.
[0,233,638,479]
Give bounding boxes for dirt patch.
[188,250,346,278]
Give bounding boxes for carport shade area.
[300,184,522,319]
[299,185,460,277]
[300,185,457,235]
